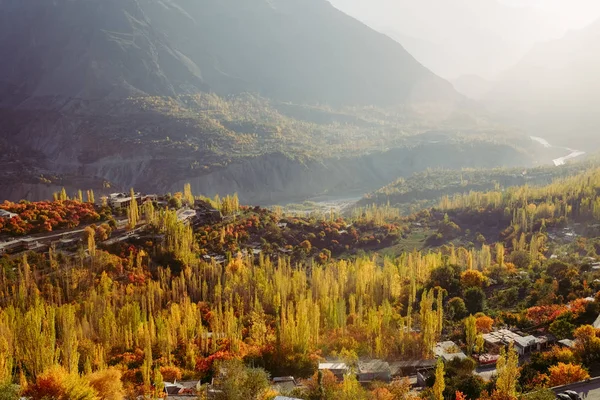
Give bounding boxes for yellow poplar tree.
[127,188,139,229]
[433,359,445,400]
[496,344,519,398]
[465,315,477,356]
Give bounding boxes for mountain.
[0,0,538,204]
[0,0,208,101]
[0,0,457,106]
[485,18,600,148]
[329,0,564,79]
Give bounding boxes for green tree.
[183,183,194,206]
[465,315,477,356]
[60,187,68,202]
[428,265,461,297]
[213,360,270,400]
[84,227,96,258]
[447,297,467,321]
[510,250,532,269]
[153,366,164,399]
[339,374,367,400]
[0,382,19,400]
[464,287,486,314]
[549,318,575,340]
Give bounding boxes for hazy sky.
[328,0,600,79]
[499,0,600,28]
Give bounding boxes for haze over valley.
[1,0,596,205]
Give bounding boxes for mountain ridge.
[0,0,460,106]
[0,0,533,204]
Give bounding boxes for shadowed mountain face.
[0,0,533,204]
[0,0,208,101]
[0,0,458,106]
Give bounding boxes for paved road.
[0,218,129,251]
[0,227,88,250]
[551,378,600,399]
[475,365,497,381]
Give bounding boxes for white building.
[0,209,18,219]
[434,341,468,361]
[482,329,539,355]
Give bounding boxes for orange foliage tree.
[475,315,494,333]
[546,362,590,387]
[573,325,600,364]
[159,365,182,383]
[25,366,97,400]
[370,387,394,400]
[455,391,467,400]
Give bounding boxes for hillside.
[0,0,550,205]
[3,167,600,398]
[0,0,523,204]
[0,0,457,106]
[356,159,599,214]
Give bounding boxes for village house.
[482,329,547,355]
[177,208,198,224]
[272,376,299,393]
[389,359,436,380]
[0,209,17,219]
[558,339,576,349]
[357,360,392,383]
[193,199,223,225]
[163,380,200,397]
[318,362,349,381]
[108,192,142,209]
[434,341,468,361]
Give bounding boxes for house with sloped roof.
[482,329,538,355]
[0,209,17,219]
[357,360,391,383]
[272,376,299,393]
[434,341,468,361]
[318,362,349,381]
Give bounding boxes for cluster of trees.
[0,202,510,398]
[194,205,405,263]
[0,200,103,236]
[360,162,595,213]
[6,168,600,398]
[439,168,600,234]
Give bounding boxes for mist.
[328,0,600,80]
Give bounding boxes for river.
[530,136,586,166]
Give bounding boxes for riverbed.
[530,136,586,166]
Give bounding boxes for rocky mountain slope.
[0,0,457,105]
[0,0,533,204]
